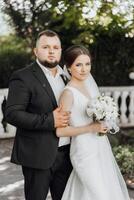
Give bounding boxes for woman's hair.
[64,45,91,68]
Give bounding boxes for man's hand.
[53,105,71,128]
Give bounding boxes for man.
[6,30,72,200]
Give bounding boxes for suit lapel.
[31,62,57,107]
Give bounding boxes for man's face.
[34,35,62,68]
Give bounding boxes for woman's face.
[69,54,91,81]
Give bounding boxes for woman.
[56,45,130,200]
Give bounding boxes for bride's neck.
[69,78,85,88]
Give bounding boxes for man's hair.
[35,30,60,46]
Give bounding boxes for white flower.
[86,95,119,134]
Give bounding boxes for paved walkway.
[0,138,133,200]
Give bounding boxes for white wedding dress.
[61,75,130,200]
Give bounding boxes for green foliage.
[2,0,134,47]
[2,0,55,47]
[0,35,32,88]
[113,145,134,178]
[1,0,134,86]
[91,34,134,86]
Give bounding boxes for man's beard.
[39,59,59,69]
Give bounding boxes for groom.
[5,30,72,200]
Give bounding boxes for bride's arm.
[56,123,102,137]
[56,89,107,137]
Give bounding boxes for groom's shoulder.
[10,62,35,78]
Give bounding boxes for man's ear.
[33,48,37,57]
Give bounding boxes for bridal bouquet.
[86,95,119,136]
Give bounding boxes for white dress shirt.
[36,59,70,147]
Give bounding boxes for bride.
[56,45,130,200]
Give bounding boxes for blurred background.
[0,0,134,199]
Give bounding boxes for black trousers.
[22,145,72,200]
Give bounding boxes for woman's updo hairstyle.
[64,45,91,69]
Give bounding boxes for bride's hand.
[89,122,108,134]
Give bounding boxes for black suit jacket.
[6,62,65,169]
